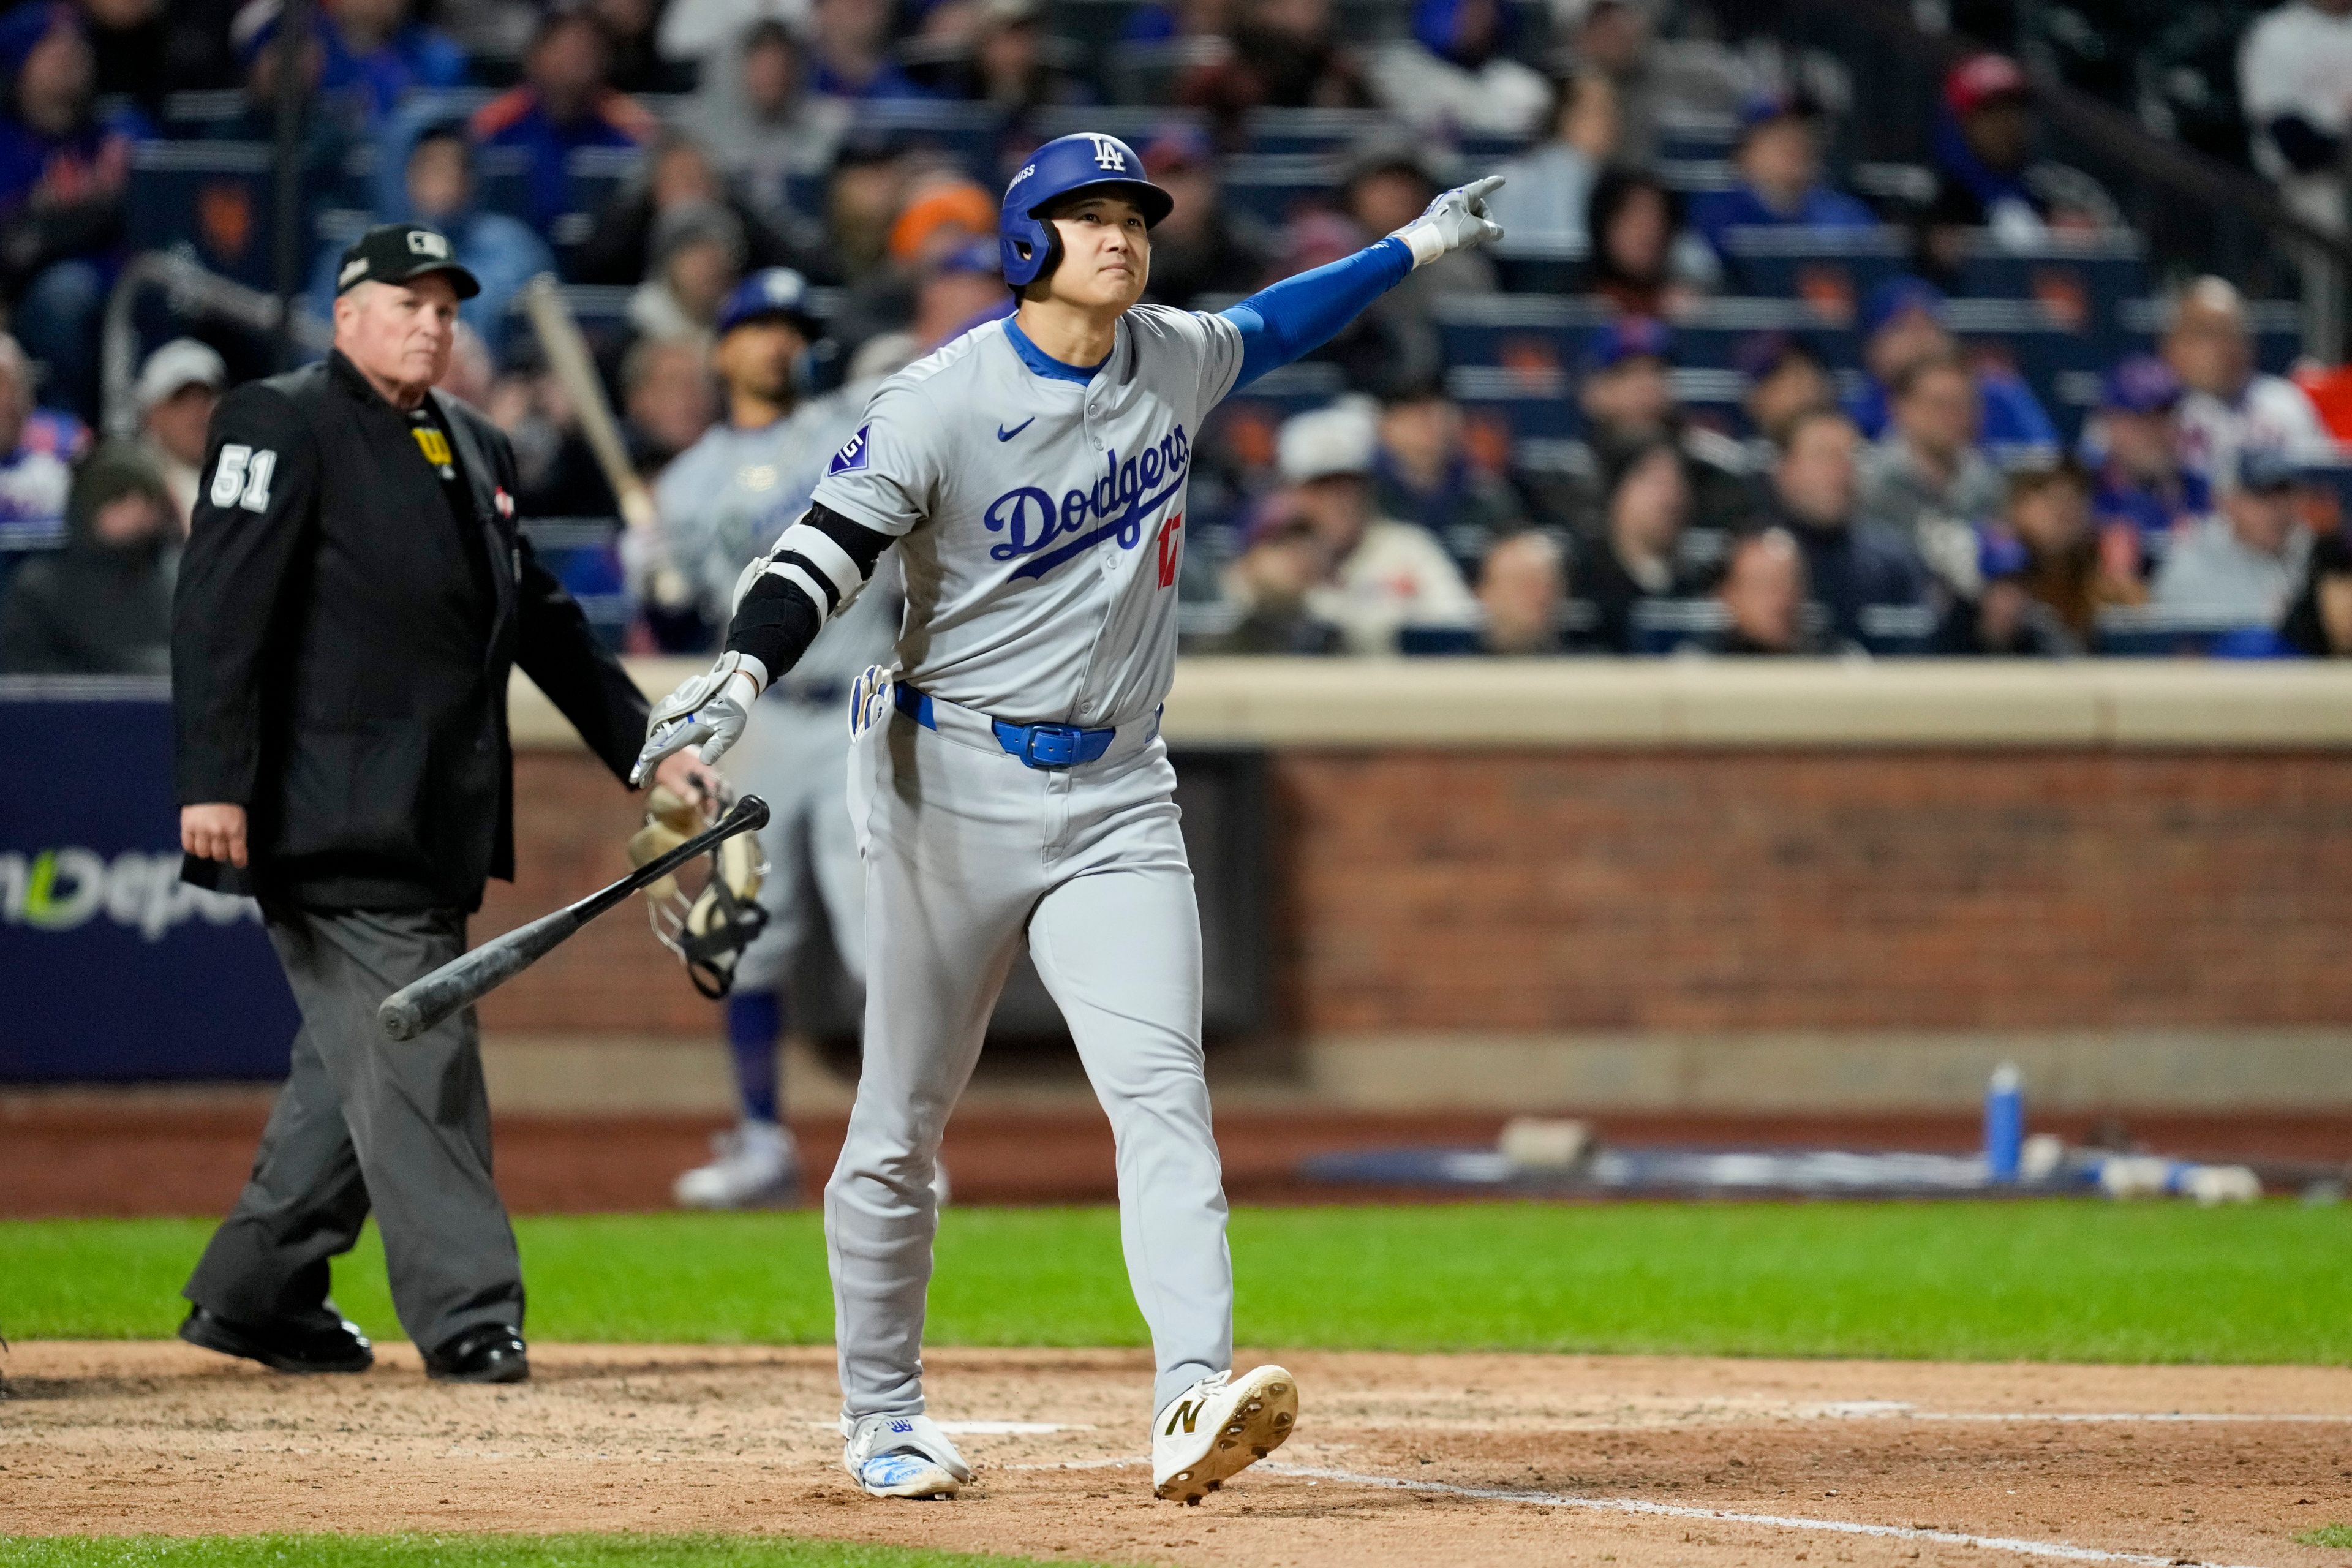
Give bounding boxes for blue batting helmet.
[715,267,821,338]
[999,133,1174,288]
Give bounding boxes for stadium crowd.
[2,0,2352,673]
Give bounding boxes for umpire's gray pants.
[183,906,523,1352]
[827,700,1232,1423]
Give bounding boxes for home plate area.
[7,1343,2348,1567]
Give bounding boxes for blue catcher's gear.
[998,133,1175,288]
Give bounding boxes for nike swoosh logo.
[997,418,1035,441]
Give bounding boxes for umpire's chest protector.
[194,352,526,909]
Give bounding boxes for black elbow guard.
[726,574,824,680]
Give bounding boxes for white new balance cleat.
[842,1412,974,1500]
[1151,1365,1298,1504]
[673,1119,801,1209]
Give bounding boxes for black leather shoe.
[425,1324,529,1384]
[178,1305,373,1374]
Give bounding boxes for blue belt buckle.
[1010,720,1084,769]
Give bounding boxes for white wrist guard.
[1390,174,1507,268]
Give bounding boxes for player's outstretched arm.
[1219,175,1505,391]
[630,499,893,782]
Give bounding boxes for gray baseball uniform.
[785,305,1245,1421]
[656,391,898,991]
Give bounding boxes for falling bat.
[377,794,770,1042]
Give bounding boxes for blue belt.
[893,682,1116,771]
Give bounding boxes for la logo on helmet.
[1088,135,1126,170]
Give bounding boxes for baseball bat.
[521,273,657,535]
[377,794,770,1041]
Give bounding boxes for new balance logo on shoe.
[1164,1400,1202,1436]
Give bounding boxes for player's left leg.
[1024,749,1297,1502]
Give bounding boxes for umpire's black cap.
[334,222,481,299]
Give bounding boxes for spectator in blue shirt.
[311,118,552,361]
[0,2,150,421]
[1755,405,1929,649]
[315,0,466,123]
[2082,354,2206,571]
[469,9,656,238]
[807,0,930,101]
[1371,375,1525,578]
[1845,275,2058,456]
[1688,91,1875,262]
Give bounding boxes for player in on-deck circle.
[643,268,901,1210]
[633,132,1504,1503]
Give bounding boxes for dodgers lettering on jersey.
[982,424,1189,579]
[809,304,1243,728]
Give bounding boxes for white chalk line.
[802,1420,1090,1435]
[1804,1401,2352,1425]
[998,1453,2272,1568]
[1261,1463,2272,1568]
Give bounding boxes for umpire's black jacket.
[172,349,647,911]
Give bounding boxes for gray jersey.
[658,388,898,687]
[808,306,1243,726]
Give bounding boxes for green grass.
[0,1537,1099,1567]
[4,1202,2346,1363]
[2297,1525,2352,1549]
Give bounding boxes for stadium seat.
[1487,237,1589,296]
[1954,232,2147,337]
[1431,293,1613,371]
[1219,153,1343,228]
[1629,595,1729,654]
[2093,602,2274,656]
[1715,226,1911,324]
[127,141,291,292]
[1446,363,1577,440]
[1671,296,1861,371]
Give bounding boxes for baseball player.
[634,134,1504,1502]
[647,268,897,1209]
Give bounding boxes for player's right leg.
[826,716,1041,1498]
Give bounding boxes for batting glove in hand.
[632,650,768,785]
[1392,175,1506,268]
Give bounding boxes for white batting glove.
[1392,175,1506,267]
[631,650,768,785]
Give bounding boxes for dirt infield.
[6,1343,2348,1567]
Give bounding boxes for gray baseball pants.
[183,906,523,1352]
[727,690,866,990]
[827,696,1232,1421]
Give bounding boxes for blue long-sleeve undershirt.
[1219,236,1415,390]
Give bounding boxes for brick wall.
[1273,750,2352,1033]
[488,748,2352,1039]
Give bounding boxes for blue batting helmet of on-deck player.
[715,267,823,337]
[998,133,1175,288]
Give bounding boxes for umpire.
[171,223,714,1382]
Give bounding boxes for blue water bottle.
[1985,1062,2024,1185]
